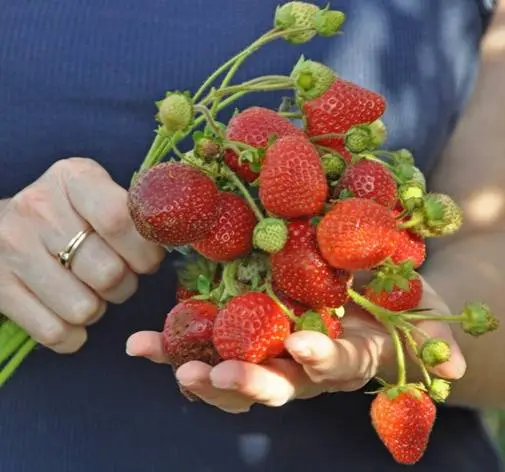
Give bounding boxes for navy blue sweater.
[0,1,502,471]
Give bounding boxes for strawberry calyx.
[367,259,419,294]
[398,193,463,237]
[291,56,336,101]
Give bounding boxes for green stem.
[224,140,258,152]
[194,104,225,138]
[214,80,294,98]
[0,329,30,365]
[264,279,299,323]
[0,338,37,388]
[279,112,303,119]
[402,328,432,388]
[193,28,278,102]
[388,324,407,386]
[310,133,346,142]
[347,288,394,322]
[221,164,264,221]
[402,314,466,323]
[398,211,425,230]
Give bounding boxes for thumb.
[126,331,170,364]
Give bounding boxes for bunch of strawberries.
[0,1,497,466]
[125,1,499,465]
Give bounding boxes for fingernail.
[211,374,237,390]
[289,340,312,360]
[175,370,196,388]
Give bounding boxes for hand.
[126,278,467,413]
[0,158,165,353]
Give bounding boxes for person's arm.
[422,0,505,409]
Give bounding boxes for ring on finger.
[57,227,94,270]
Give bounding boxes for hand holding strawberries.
[127,276,466,413]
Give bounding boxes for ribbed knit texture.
[0,1,503,471]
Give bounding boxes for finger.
[285,329,389,387]
[126,331,170,364]
[410,320,467,380]
[176,361,253,413]
[208,358,312,406]
[0,281,87,353]
[59,159,165,274]
[64,232,139,304]
[18,247,106,326]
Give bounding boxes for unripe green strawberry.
[411,166,427,191]
[461,302,499,336]
[253,218,288,253]
[274,2,320,44]
[345,120,387,153]
[412,193,463,237]
[321,153,346,179]
[420,339,451,367]
[399,182,424,211]
[313,8,346,37]
[291,57,336,101]
[429,379,451,403]
[157,92,193,135]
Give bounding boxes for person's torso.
[0,1,502,471]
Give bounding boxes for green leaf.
[197,274,211,295]
[296,311,328,335]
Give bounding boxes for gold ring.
[57,227,94,269]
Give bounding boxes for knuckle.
[94,258,128,293]
[69,295,103,325]
[94,201,131,240]
[37,320,70,346]
[134,247,165,275]
[9,185,53,220]
[49,157,105,180]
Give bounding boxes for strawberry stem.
[264,279,299,323]
[388,324,407,386]
[193,104,225,138]
[401,327,432,388]
[278,111,303,119]
[0,328,30,366]
[397,211,424,230]
[310,133,345,142]
[221,164,265,221]
[402,314,466,323]
[347,288,394,322]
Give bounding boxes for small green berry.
[313,9,346,37]
[429,379,451,403]
[420,338,451,367]
[158,93,193,135]
[461,302,499,336]
[274,2,320,44]
[253,218,288,253]
[321,153,346,179]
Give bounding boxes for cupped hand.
[0,158,165,353]
[126,278,467,413]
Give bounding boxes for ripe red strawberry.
[192,192,257,262]
[335,160,398,208]
[162,300,221,369]
[317,198,399,270]
[272,220,352,308]
[259,135,328,218]
[370,387,436,465]
[176,284,197,303]
[365,277,423,312]
[303,78,386,156]
[212,292,291,363]
[128,162,218,246]
[390,208,426,268]
[392,231,426,269]
[224,106,305,182]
